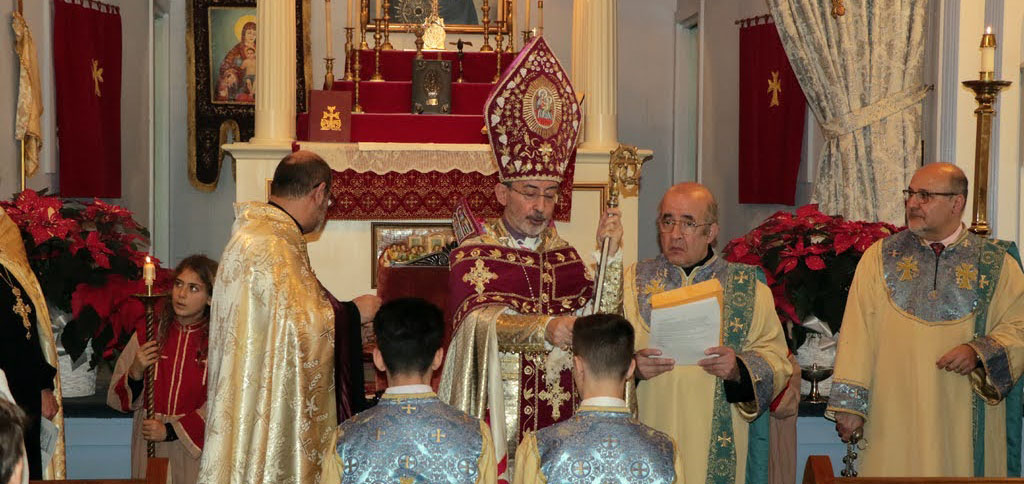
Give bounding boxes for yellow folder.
[650,278,724,310]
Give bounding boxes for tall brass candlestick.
[962,79,1011,237]
[537,0,543,36]
[353,37,364,112]
[371,18,385,81]
[493,22,504,82]
[324,57,336,90]
[505,0,514,52]
[343,27,355,81]
[132,292,168,458]
[480,0,493,52]
[381,0,393,50]
[359,0,370,50]
[413,24,425,59]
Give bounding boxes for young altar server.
[513,313,684,483]
[320,298,497,484]
[108,255,218,484]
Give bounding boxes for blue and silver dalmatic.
[335,393,485,483]
[536,407,677,484]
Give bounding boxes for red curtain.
[53,0,122,198]
[738,20,805,205]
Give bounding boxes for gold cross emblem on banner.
[767,71,781,107]
[401,403,417,414]
[432,428,446,443]
[91,59,104,97]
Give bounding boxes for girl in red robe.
[107,255,218,484]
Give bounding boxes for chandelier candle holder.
[381,0,393,50]
[343,27,355,81]
[963,27,1011,238]
[359,0,370,50]
[371,18,385,81]
[480,0,493,52]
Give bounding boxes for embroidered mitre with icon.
[484,36,582,184]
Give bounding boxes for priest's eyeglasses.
[508,185,559,204]
[902,189,958,204]
[658,217,712,235]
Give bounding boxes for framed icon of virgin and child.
[186,0,311,191]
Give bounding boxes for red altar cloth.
[320,159,575,221]
[297,112,487,143]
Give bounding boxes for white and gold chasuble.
[828,230,1024,477]
[199,202,337,484]
[625,254,790,484]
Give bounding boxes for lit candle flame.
[987,26,992,35]
[145,255,151,264]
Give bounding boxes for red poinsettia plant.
[723,204,902,350]
[0,189,169,368]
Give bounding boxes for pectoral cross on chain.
[11,288,32,340]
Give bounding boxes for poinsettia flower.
[70,231,114,269]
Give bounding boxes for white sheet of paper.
[649,296,722,366]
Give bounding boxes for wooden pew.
[30,458,168,484]
[803,456,1024,484]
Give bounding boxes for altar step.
[330,80,497,115]
[296,112,486,144]
[349,48,518,84]
[296,49,516,143]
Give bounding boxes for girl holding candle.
[107,255,218,484]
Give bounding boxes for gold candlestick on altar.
[323,57,336,90]
[343,27,355,81]
[371,18,385,81]
[493,22,504,82]
[381,0,393,50]
[353,37,364,112]
[359,0,370,50]
[963,78,1011,238]
[480,0,493,52]
[412,24,425,59]
[132,291,168,458]
[505,0,514,52]
[537,0,543,37]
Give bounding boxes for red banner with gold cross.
[738,18,805,205]
[53,0,122,198]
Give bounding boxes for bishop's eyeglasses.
[508,185,560,204]
[902,189,959,204]
[657,216,712,235]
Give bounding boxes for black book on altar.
[411,59,452,115]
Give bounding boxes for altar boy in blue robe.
[513,314,684,483]
[320,298,497,484]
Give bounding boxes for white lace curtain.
[767,0,929,224]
